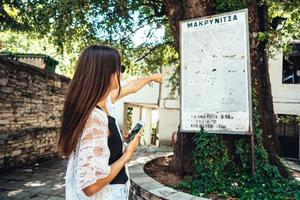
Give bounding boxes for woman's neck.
[97,89,110,108]
[97,98,106,109]
[97,101,105,107]
[96,93,110,115]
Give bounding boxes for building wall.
[17,57,46,70]
[269,52,300,115]
[157,107,179,145]
[269,51,300,159]
[157,65,180,145]
[111,66,180,146]
[0,56,70,170]
[110,79,160,128]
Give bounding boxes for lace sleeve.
[76,111,111,190]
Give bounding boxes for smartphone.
[124,120,145,144]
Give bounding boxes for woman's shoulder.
[91,107,108,121]
[80,107,109,133]
[79,107,110,143]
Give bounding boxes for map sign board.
[179,9,252,134]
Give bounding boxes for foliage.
[1,0,300,91]
[265,0,300,55]
[126,106,133,130]
[0,0,178,81]
[213,0,250,12]
[175,88,300,199]
[0,1,30,32]
[214,0,300,57]
[276,114,300,126]
[0,31,79,77]
[190,127,231,196]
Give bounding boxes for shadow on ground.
[0,146,173,200]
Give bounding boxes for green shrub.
[175,89,300,199]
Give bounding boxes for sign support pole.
[250,134,255,174]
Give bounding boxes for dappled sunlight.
[23,168,33,172]
[7,189,24,197]
[52,183,65,189]
[24,181,47,187]
[128,156,153,166]
[127,147,173,167]
[0,159,67,199]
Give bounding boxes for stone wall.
[0,56,70,170]
[129,181,162,200]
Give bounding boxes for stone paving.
[1,146,299,200]
[0,146,173,200]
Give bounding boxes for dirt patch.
[144,155,183,186]
[143,155,225,199]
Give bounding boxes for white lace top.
[64,93,130,199]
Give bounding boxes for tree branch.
[134,41,173,62]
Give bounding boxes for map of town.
[180,10,251,133]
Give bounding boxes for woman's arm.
[82,153,127,196]
[110,73,163,104]
[82,133,141,197]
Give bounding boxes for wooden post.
[144,108,152,146]
[122,103,129,134]
[298,125,300,160]
[251,134,255,174]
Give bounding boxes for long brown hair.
[58,44,121,157]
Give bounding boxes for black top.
[95,105,128,184]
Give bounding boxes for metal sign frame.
[179,9,253,136]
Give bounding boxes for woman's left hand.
[123,129,130,139]
[150,73,164,84]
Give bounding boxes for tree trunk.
[164,0,290,178]
[164,0,214,52]
[164,0,214,176]
[247,2,289,178]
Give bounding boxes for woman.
[58,44,163,199]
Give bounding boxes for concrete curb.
[128,152,209,200]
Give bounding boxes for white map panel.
[180,9,252,134]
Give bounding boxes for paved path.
[0,146,172,200]
[1,147,299,200]
[285,159,300,172]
